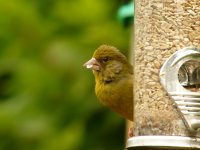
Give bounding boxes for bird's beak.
[83,58,101,71]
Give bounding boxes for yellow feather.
[85,44,133,121]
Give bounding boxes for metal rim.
[127,136,200,149]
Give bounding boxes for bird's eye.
[101,57,109,63]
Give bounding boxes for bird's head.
[83,45,132,82]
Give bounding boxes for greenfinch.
[84,45,133,121]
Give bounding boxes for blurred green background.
[0,0,132,150]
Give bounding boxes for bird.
[83,44,133,121]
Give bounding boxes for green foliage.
[0,0,131,150]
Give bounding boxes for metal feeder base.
[127,136,200,150]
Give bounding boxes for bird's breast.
[95,75,133,120]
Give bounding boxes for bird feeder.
[127,0,200,149]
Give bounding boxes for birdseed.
[134,0,200,137]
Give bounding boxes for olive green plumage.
[84,45,133,121]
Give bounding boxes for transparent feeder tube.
[133,0,200,137]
